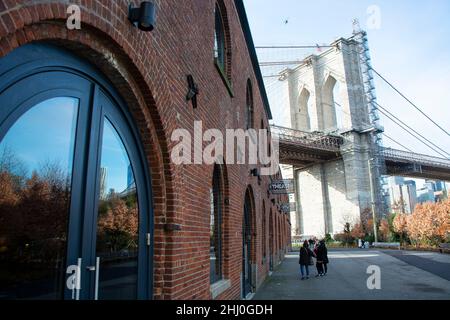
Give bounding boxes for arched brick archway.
[0,9,176,299]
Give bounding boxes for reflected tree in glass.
[0,97,78,300]
[95,119,139,300]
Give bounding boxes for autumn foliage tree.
[378,219,390,242]
[392,199,450,246]
[393,213,408,244]
[406,199,450,246]
[349,208,375,242]
[0,165,71,267]
[97,193,139,254]
[350,222,365,239]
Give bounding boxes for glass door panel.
[0,97,79,300]
[243,201,252,297]
[95,118,139,300]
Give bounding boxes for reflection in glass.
[0,97,79,299]
[96,119,138,300]
[243,194,252,296]
[214,4,225,68]
[210,165,222,284]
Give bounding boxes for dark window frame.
[246,80,254,129]
[213,2,233,96]
[210,164,224,284]
[262,201,267,263]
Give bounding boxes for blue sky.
[101,119,133,194]
[0,97,78,179]
[245,0,450,161]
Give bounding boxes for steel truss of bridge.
[271,125,450,181]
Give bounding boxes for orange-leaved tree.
[393,213,408,244]
[407,199,450,246]
[379,219,390,242]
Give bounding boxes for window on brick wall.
[246,80,254,129]
[210,164,223,284]
[214,3,226,72]
[214,2,232,94]
[262,201,267,263]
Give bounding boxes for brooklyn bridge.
[261,32,450,238]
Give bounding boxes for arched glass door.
[0,44,153,300]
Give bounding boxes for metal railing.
[270,125,343,152]
[382,148,450,169]
[271,125,450,170]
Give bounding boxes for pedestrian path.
[384,250,450,281]
[253,249,450,300]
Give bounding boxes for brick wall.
[0,0,291,300]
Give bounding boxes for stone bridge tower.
[285,37,380,237]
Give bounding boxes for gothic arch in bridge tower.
[297,88,312,131]
[321,74,341,131]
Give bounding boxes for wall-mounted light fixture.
[186,75,199,109]
[250,168,262,185]
[128,2,156,31]
[250,168,259,177]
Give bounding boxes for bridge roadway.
[271,125,450,180]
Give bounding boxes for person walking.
[308,238,314,248]
[316,240,329,276]
[299,240,315,280]
[314,242,322,277]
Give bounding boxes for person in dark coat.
[316,240,329,276]
[314,243,323,277]
[299,240,315,280]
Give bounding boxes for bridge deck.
[383,148,450,180]
[272,125,450,180]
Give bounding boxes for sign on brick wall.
[269,179,295,194]
[280,203,295,213]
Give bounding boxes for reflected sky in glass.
[0,97,79,178]
[100,119,133,195]
[0,98,133,194]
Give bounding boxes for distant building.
[127,164,135,190]
[387,177,417,214]
[403,181,418,213]
[434,181,446,192]
[417,187,435,204]
[99,167,107,200]
[424,180,448,202]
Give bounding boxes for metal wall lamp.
[128,2,156,31]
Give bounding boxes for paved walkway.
[253,249,450,300]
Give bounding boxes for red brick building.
[0,0,291,300]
